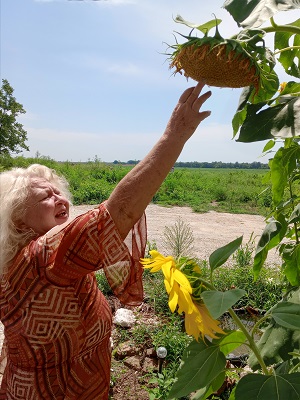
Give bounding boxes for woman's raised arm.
[106,80,212,239]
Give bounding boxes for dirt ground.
[71,203,279,266]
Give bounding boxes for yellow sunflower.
[141,250,224,341]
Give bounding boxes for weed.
[162,216,195,258]
[95,271,113,296]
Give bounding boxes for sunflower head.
[167,16,274,94]
[170,40,260,91]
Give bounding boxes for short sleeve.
[35,202,147,306]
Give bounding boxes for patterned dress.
[0,203,146,399]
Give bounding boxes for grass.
[0,156,271,215]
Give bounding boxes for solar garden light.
[156,346,167,373]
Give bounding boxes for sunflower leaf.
[235,373,300,399]
[202,289,246,319]
[167,340,226,399]
[175,15,222,35]
[209,236,243,271]
[223,0,300,28]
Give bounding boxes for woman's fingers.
[178,80,211,113]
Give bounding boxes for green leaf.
[251,71,279,104]
[263,139,275,152]
[281,243,300,286]
[275,19,300,78]
[249,287,300,370]
[289,204,300,224]
[279,81,300,96]
[191,372,225,400]
[209,236,243,271]
[223,0,300,28]
[201,289,246,319]
[175,15,222,35]
[167,340,226,399]
[235,373,300,399]
[270,147,287,206]
[253,217,283,279]
[215,330,247,356]
[270,144,300,206]
[271,301,300,330]
[236,97,300,143]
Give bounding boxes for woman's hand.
[165,80,211,142]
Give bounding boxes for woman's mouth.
[56,210,68,218]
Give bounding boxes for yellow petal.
[173,269,192,293]
[184,311,201,340]
[177,287,194,315]
[161,261,173,283]
[168,286,179,313]
[164,279,171,294]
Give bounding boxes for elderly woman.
[0,82,211,399]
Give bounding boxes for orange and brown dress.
[0,203,146,399]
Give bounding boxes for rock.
[113,308,136,328]
[114,341,139,360]
[146,347,156,358]
[123,356,141,371]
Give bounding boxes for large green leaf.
[223,0,300,28]
[269,147,287,206]
[270,144,300,206]
[281,243,300,285]
[249,288,300,370]
[209,236,243,271]
[253,217,283,279]
[215,330,247,356]
[275,19,300,78]
[167,340,226,399]
[289,203,300,224]
[201,289,246,319]
[235,373,300,399]
[175,15,222,35]
[190,372,225,400]
[236,97,300,143]
[271,301,300,330]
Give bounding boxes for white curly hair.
[0,164,72,275]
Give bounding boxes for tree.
[0,79,29,155]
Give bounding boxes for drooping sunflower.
[141,250,224,341]
[167,15,275,94]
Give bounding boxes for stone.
[114,341,139,360]
[113,308,136,328]
[123,356,141,371]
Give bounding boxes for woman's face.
[22,177,70,235]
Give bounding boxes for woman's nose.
[55,194,66,204]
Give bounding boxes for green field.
[0,156,271,215]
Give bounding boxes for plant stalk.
[228,308,270,375]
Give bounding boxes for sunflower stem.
[263,24,300,35]
[195,276,269,374]
[228,308,270,375]
[274,45,300,55]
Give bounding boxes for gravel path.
[72,204,280,265]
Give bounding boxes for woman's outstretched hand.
[165,80,212,142]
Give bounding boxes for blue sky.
[1,0,297,162]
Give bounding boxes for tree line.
[114,160,269,169]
